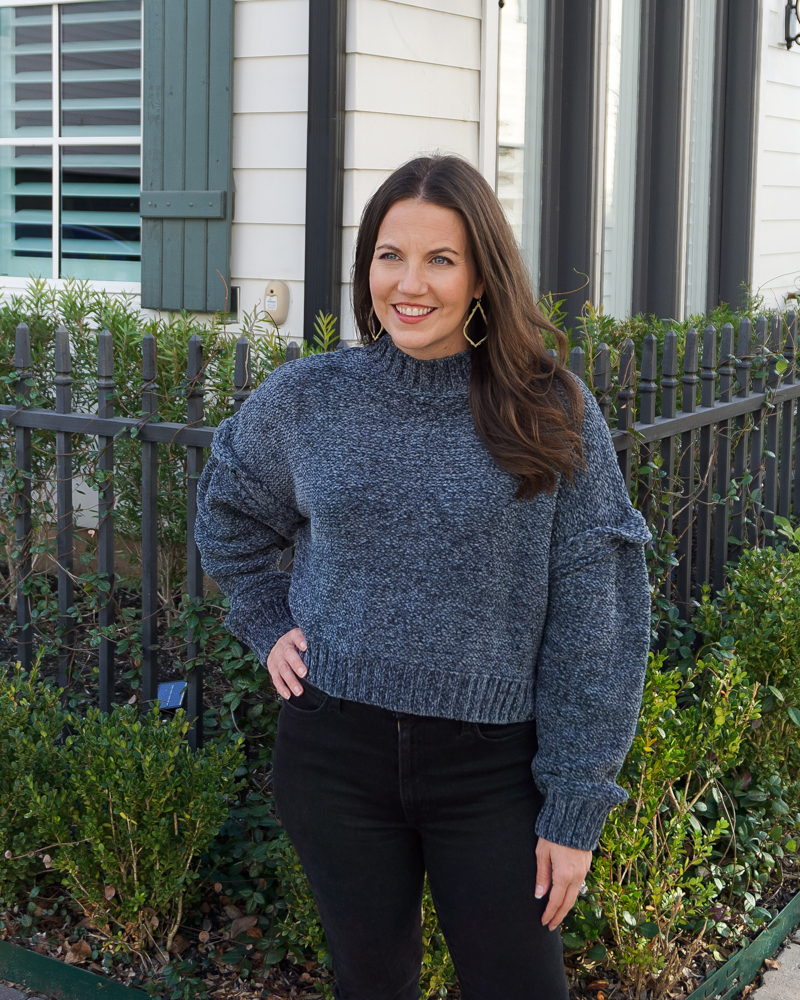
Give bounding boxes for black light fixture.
[787,1,800,49]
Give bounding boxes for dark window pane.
[62,1,140,11]
[15,24,51,45]
[62,109,140,128]
[62,49,140,71]
[62,20,141,43]
[62,81,140,100]
[15,111,52,130]
[15,83,51,101]
[62,144,140,157]
[14,53,52,73]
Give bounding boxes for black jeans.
[272,683,571,1000]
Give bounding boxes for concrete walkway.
[0,986,46,1000]
[755,939,800,1000]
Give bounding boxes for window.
[496,0,546,285]
[599,0,641,320]
[682,0,716,317]
[0,1,141,284]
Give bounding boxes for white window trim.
[0,0,142,292]
[480,0,500,189]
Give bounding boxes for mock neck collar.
[366,333,472,394]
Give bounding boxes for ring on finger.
[579,880,588,895]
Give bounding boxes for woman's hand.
[267,627,308,698]
[535,837,592,931]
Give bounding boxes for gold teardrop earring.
[463,297,488,347]
[368,306,385,342]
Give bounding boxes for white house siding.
[231,0,308,340]
[339,0,483,342]
[750,0,800,311]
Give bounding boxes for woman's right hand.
[267,627,308,698]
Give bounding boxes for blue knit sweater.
[195,334,651,850]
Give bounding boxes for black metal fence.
[1,313,798,746]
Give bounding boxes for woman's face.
[369,198,484,360]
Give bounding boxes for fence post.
[696,326,718,597]
[638,333,657,519]
[55,326,75,691]
[730,318,753,565]
[233,337,252,413]
[97,330,116,712]
[616,340,635,489]
[14,323,33,671]
[713,324,735,592]
[141,333,159,706]
[779,311,796,520]
[593,343,612,426]
[186,334,205,750]
[676,329,700,617]
[763,315,783,543]
[748,316,769,546]
[659,332,679,554]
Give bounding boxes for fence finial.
[682,330,700,413]
[640,333,657,425]
[660,331,679,420]
[569,345,585,384]
[14,322,31,372]
[55,325,71,377]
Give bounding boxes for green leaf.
[586,943,607,961]
[561,931,585,950]
[622,910,637,927]
[787,707,800,728]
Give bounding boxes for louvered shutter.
[140,0,234,312]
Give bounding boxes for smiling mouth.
[392,304,436,317]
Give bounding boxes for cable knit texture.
[195,335,651,850]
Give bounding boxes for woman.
[195,155,651,1000]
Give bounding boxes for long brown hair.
[352,154,584,498]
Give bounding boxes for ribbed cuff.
[534,792,613,851]
[224,601,296,666]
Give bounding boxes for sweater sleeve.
[531,384,651,851]
[194,390,304,664]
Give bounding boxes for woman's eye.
[431,255,452,266]
[378,252,399,261]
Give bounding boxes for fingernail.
[535,886,545,898]
[298,667,307,676]
[294,687,302,696]
[300,642,307,650]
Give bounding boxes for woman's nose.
[397,264,426,296]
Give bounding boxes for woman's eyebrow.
[374,243,462,255]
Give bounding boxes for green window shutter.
[140,0,234,312]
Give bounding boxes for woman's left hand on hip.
[535,837,593,931]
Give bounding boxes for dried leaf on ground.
[764,958,781,970]
[229,914,258,940]
[64,938,92,964]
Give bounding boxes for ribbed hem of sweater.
[534,793,613,851]
[304,638,536,724]
[366,333,472,394]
